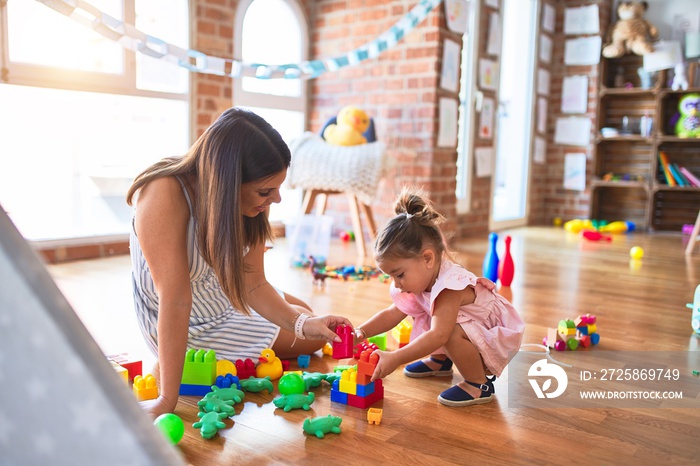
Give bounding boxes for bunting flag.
[36,0,443,80]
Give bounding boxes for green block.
[182,348,217,386]
[368,333,387,351]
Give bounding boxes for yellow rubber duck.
[323,106,370,146]
[256,347,283,380]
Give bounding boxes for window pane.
[241,0,302,97]
[241,107,304,223]
[135,0,190,93]
[0,85,189,241]
[8,0,124,74]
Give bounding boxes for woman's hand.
[303,315,354,343]
[140,395,178,419]
[370,350,400,382]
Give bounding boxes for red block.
[235,358,256,380]
[332,325,354,359]
[107,353,142,382]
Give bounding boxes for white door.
[491,0,538,229]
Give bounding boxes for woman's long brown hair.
[127,107,291,314]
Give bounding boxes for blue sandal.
[437,378,495,407]
[403,356,453,378]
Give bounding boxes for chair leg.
[686,209,700,256]
[347,194,366,258]
[360,203,377,242]
[301,190,317,215]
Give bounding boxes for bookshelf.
[592,55,700,232]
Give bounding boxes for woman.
[127,107,352,416]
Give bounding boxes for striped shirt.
[129,177,280,362]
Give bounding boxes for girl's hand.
[140,395,178,419]
[303,315,354,343]
[476,277,496,291]
[370,350,400,382]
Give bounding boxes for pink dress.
[390,260,525,377]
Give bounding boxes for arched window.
[234,0,308,222]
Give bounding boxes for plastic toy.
[278,373,305,395]
[598,221,635,234]
[482,232,499,283]
[367,408,383,425]
[193,411,227,439]
[133,374,158,401]
[215,374,241,389]
[256,348,283,380]
[272,392,315,412]
[297,354,310,368]
[391,319,412,348]
[110,360,128,384]
[601,1,658,58]
[303,415,342,439]
[239,376,274,394]
[107,353,142,382]
[301,372,326,391]
[543,314,601,351]
[498,235,514,287]
[564,219,594,234]
[322,106,370,146]
[368,333,387,350]
[630,246,644,260]
[353,340,379,360]
[332,325,354,359]
[197,395,236,417]
[322,372,342,384]
[181,348,217,395]
[322,342,333,356]
[675,94,700,138]
[582,230,612,242]
[672,63,689,91]
[235,358,256,380]
[216,359,237,377]
[206,385,245,404]
[687,284,700,334]
[153,413,184,445]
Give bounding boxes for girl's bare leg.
[444,325,488,398]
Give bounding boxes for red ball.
[339,231,350,242]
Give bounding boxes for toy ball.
[629,246,644,260]
[154,413,185,444]
[339,231,350,242]
[278,373,305,395]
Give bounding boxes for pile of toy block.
[330,349,384,408]
[543,314,600,351]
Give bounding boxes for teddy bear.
[602,1,659,59]
[322,106,370,146]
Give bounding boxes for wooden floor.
[48,226,700,465]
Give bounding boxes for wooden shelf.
[591,55,700,232]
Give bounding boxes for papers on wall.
[444,0,470,34]
[479,58,499,90]
[564,153,587,191]
[534,136,547,164]
[563,5,599,35]
[537,68,550,95]
[564,36,601,65]
[479,97,495,140]
[561,75,589,114]
[537,97,548,134]
[475,147,494,177]
[437,97,459,147]
[539,34,553,63]
[440,39,462,92]
[542,3,555,33]
[487,12,502,56]
[554,117,591,146]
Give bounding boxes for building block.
[339,367,357,395]
[357,349,379,385]
[330,380,348,404]
[558,319,576,336]
[322,342,333,356]
[217,359,236,377]
[332,324,354,359]
[391,319,412,347]
[281,359,291,372]
[182,348,217,386]
[367,407,383,425]
[346,380,383,409]
[578,335,591,348]
[179,383,213,397]
[368,333,387,351]
[133,374,158,401]
[107,353,142,382]
[215,374,241,389]
[356,381,375,397]
[333,364,356,373]
[235,358,257,380]
[110,360,129,384]
[297,355,310,368]
[587,323,597,334]
[590,333,600,345]
[545,328,560,348]
[353,341,379,359]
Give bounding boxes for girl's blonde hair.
[374,187,448,262]
[126,107,290,315]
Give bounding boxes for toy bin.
[285,215,333,266]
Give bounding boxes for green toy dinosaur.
[272,392,315,412]
[193,411,228,439]
[303,415,342,439]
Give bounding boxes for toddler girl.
[354,188,525,406]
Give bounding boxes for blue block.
[297,355,310,368]
[331,388,348,404]
[356,381,375,397]
[578,326,589,335]
[590,333,600,345]
[179,383,213,396]
[215,374,241,389]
